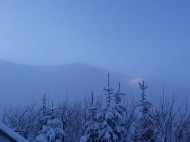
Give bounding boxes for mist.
[0,0,190,141]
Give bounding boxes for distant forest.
[2,74,190,142]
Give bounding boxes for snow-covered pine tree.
[36,102,64,142]
[95,74,126,142]
[134,80,156,142]
[112,82,126,141]
[80,91,99,142]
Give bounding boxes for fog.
[1,1,190,141]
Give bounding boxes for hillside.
[0,60,135,108]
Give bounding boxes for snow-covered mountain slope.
[0,60,135,108]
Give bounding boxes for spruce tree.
[36,103,64,142]
[112,82,126,141]
[134,81,156,142]
[95,74,126,142]
[80,91,99,142]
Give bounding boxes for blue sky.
[0,0,190,79]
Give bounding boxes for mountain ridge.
[0,60,133,109]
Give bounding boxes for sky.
[0,0,190,80]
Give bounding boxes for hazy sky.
[0,0,190,79]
